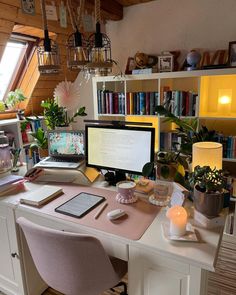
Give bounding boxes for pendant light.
[37,0,61,75]
[86,0,112,76]
[67,0,88,70]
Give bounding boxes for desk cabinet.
[0,204,25,295]
[128,246,207,295]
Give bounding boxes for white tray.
[161,222,199,242]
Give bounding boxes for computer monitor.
[85,125,155,183]
[48,130,84,160]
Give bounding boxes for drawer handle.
[11,252,18,258]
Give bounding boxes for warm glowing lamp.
[218,89,232,115]
[192,142,222,171]
[66,0,88,70]
[86,0,113,76]
[37,0,61,75]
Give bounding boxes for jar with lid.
[0,131,12,173]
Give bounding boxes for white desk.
[0,180,223,295]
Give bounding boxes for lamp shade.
[192,142,222,171]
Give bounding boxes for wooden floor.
[42,276,128,295]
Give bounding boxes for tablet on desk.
[55,192,105,218]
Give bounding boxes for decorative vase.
[193,187,224,217]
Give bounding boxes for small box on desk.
[193,209,226,229]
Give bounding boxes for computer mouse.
[107,209,126,220]
[101,181,109,187]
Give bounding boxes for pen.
[94,202,108,219]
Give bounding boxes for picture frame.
[21,0,35,15]
[125,57,136,74]
[228,41,236,67]
[158,54,173,72]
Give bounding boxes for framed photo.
[21,0,35,15]
[228,41,236,66]
[125,57,136,74]
[158,55,173,72]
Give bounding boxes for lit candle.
[166,205,187,237]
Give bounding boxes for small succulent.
[188,165,226,194]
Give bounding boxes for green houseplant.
[30,127,48,158]
[41,99,87,130]
[5,89,26,110]
[155,105,217,159]
[142,151,187,186]
[189,165,226,217]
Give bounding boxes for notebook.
[35,130,85,169]
[20,185,63,207]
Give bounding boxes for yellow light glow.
[219,95,231,105]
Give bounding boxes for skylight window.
[0,40,27,101]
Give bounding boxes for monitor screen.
[48,130,84,158]
[85,125,155,175]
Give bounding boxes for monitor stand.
[104,171,126,186]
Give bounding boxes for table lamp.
[192,142,223,171]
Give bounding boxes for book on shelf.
[20,185,63,207]
[97,89,159,116]
[162,90,198,116]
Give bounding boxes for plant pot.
[193,187,224,217]
[156,162,178,181]
[39,148,49,159]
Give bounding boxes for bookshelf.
[0,117,44,163]
[92,68,236,162]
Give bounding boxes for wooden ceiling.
[83,0,154,21]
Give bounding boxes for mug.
[116,181,137,204]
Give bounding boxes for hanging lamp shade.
[66,0,88,70]
[37,0,60,74]
[86,0,112,76]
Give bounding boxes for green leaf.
[142,162,154,177]
[160,165,170,179]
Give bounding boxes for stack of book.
[0,175,24,196]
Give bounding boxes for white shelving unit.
[92,68,236,240]
[0,117,44,163]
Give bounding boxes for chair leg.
[111,281,128,295]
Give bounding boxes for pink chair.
[17,217,128,295]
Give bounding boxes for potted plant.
[5,89,26,111]
[155,105,217,160]
[142,151,187,186]
[41,99,87,130]
[30,127,48,158]
[188,165,226,217]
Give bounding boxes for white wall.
[106,0,236,72]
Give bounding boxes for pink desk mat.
[19,184,161,240]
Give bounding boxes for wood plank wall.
[0,0,79,118]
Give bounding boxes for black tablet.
[55,192,105,218]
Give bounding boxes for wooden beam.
[76,0,123,21]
